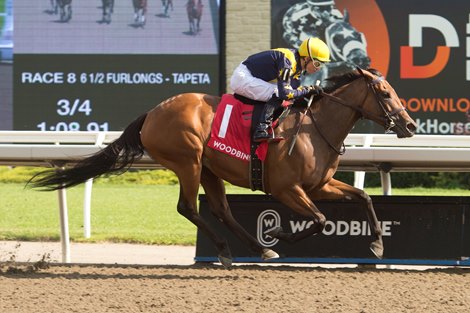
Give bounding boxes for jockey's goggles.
[311,59,323,69]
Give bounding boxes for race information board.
[11,0,221,131]
[272,0,470,135]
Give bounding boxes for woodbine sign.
[196,195,470,266]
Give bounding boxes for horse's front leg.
[188,17,194,34]
[266,184,327,243]
[200,167,279,264]
[307,178,384,259]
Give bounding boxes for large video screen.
[0,0,222,131]
[272,0,470,135]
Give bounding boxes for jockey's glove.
[307,85,323,96]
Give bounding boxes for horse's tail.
[28,113,148,191]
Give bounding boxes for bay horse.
[29,68,417,267]
[186,0,203,35]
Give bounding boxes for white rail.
[1,131,470,262]
[1,131,469,171]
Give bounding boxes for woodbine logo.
[257,209,393,247]
[257,210,281,247]
[211,140,250,161]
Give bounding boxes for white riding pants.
[230,63,278,102]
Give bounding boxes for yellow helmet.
[298,37,331,62]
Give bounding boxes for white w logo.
[257,210,281,247]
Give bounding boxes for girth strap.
[249,102,265,191]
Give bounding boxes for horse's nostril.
[407,122,417,133]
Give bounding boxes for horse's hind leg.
[266,185,327,243]
[308,179,384,259]
[200,167,279,261]
[174,164,233,267]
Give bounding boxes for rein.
[305,74,405,155]
[308,110,346,155]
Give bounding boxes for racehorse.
[29,68,417,267]
[186,0,203,35]
[57,0,72,22]
[132,0,147,27]
[101,0,114,24]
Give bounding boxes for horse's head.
[355,68,416,138]
[322,68,416,138]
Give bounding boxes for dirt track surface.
[1,263,469,313]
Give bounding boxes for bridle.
[307,73,406,155]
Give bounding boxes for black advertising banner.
[195,195,470,266]
[272,0,470,135]
[5,0,221,130]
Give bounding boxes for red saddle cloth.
[207,94,268,162]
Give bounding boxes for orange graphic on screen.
[400,46,451,78]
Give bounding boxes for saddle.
[207,94,291,191]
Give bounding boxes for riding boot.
[253,96,283,142]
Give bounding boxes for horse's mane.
[323,68,382,93]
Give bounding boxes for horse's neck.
[313,87,362,142]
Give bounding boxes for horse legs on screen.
[308,178,384,258]
[266,185,327,242]
[200,167,279,263]
[133,0,146,26]
[102,0,113,24]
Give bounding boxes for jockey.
[230,37,330,142]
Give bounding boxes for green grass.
[0,0,5,30]
[0,182,263,245]
[1,180,469,245]
[1,184,194,245]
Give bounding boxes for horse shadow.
[97,19,111,25]
[129,22,145,29]
[182,29,201,36]
[52,20,70,24]
[43,9,58,15]
[155,13,170,18]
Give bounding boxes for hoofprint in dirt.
[1,263,469,313]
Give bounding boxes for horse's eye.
[382,91,391,99]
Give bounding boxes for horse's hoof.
[265,226,283,238]
[370,240,384,259]
[218,254,232,268]
[261,248,279,261]
[217,245,233,268]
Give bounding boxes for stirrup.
[267,136,284,143]
[253,131,284,143]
